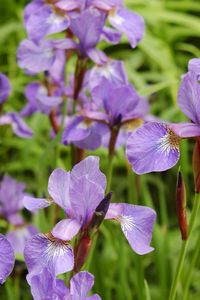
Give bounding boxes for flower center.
[157,127,181,154]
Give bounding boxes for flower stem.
[169,193,200,300]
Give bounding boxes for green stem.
[169,193,200,300]
[106,156,113,193]
[182,235,200,300]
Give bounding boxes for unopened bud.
[176,170,187,240]
[192,138,200,193]
[88,192,112,233]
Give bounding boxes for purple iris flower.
[85,0,145,48]
[83,78,141,128]
[23,156,156,278]
[0,112,33,138]
[126,70,200,174]
[69,8,108,65]
[17,38,77,73]
[20,81,63,117]
[24,1,70,43]
[188,58,200,77]
[29,268,100,300]
[0,234,15,284]
[0,73,11,104]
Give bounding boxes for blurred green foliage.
[0,0,200,299]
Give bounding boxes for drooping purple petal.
[126,122,181,174]
[52,219,81,241]
[0,113,33,138]
[71,155,107,191]
[48,168,71,213]
[24,233,74,277]
[0,234,15,284]
[178,71,200,124]
[106,203,156,255]
[109,8,144,48]
[69,176,104,225]
[17,39,56,73]
[26,4,70,43]
[87,48,108,65]
[23,196,52,213]
[0,73,11,104]
[70,271,101,300]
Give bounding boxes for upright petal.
[126,122,181,174]
[24,233,74,277]
[70,271,100,300]
[0,234,15,284]
[178,71,200,124]
[71,156,107,191]
[106,204,156,255]
[69,176,104,225]
[0,73,11,104]
[48,168,71,212]
[52,219,81,241]
[109,8,144,48]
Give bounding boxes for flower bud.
[192,138,200,193]
[176,170,187,240]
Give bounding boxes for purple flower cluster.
[23,156,156,298]
[126,58,200,174]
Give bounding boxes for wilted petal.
[24,233,74,277]
[178,71,200,124]
[109,8,144,48]
[0,234,14,284]
[23,196,52,213]
[106,203,156,255]
[52,219,81,241]
[71,156,107,191]
[69,176,104,225]
[126,122,181,174]
[48,168,71,212]
[0,73,11,104]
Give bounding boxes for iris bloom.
[29,268,101,300]
[24,156,156,278]
[126,68,200,174]
[0,73,11,104]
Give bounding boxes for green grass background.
[0,0,200,299]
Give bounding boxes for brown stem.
[73,234,92,274]
[73,57,88,101]
[75,147,85,163]
[108,127,120,159]
[49,109,60,134]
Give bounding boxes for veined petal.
[52,219,81,241]
[71,156,107,191]
[48,168,71,212]
[126,122,181,174]
[23,196,52,213]
[171,123,200,138]
[24,233,74,277]
[0,234,15,284]
[70,271,101,300]
[109,8,144,48]
[106,204,156,255]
